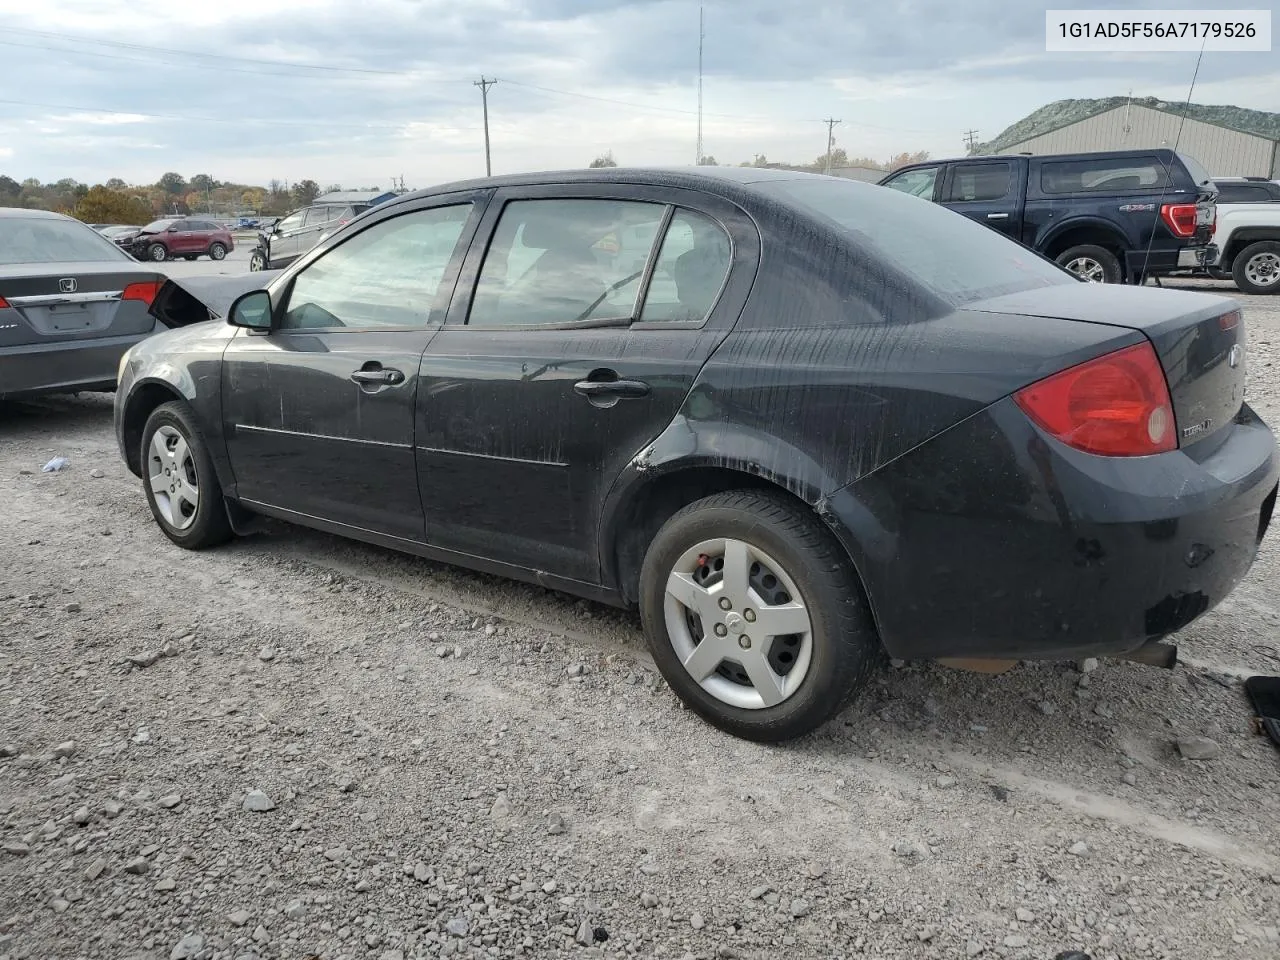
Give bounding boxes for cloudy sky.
[0,0,1276,190]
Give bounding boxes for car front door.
[416,185,756,584]
[220,194,486,541]
[269,212,305,264]
[940,160,1024,241]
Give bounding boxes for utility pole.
[962,128,979,153]
[823,118,841,174]
[695,6,704,165]
[475,76,497,177]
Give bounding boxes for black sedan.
[1,208,166,400]
[112,167,1278,742]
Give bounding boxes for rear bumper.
[0,331,152,400]
[824,397,1279,661]
[1127,245,1214,277]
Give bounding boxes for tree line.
[0,173,377,225]
[588,147,931,173]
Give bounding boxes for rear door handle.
[987,213,1010,220]
[573,378,650,400]
[350,366,405,386]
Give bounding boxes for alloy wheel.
[1064,256,1105,282]
[1244,252,1280,289]
[663,537,814,710]
[147,425,200,531]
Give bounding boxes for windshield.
[0,217,132,265]
[141,218,177,233]
[759,178,1074,306]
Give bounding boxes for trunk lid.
[973,283,1246,452]
[0,262,164,346]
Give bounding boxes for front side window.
[277,213,304,233]
[882,167,939,200]
[279,204,472,331]
[638,210,732,323]
[945,163,1012,202]
[468,198,667,326]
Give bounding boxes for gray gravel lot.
[1,278,1279,960]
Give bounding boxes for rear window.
[764,178,1072,306]
[1040,156,1174,195]
[0,217,131,265]
[1178,152,1213,190]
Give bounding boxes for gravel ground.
[2,279,1279,960]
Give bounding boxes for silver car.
[0,208,167,400]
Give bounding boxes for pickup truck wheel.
[1055,245,1122,284]
[1232,241,1280,295]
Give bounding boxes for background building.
[977,97,1280,178]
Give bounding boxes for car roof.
[0,206,74,221]
[384,165,837,208]
[895,148,1182,168]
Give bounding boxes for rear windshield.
[0,217,131,265]
[1178,152,1214,190]
[760,178,1073,306]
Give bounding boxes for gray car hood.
[150,271,281,327]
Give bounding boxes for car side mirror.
[229,290,273,331]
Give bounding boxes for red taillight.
[1014,342,1176,456]
[0,296,9,309]
[1160,203,1198,238]
[121,281,162,306]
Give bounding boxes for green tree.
[74,186,153,225]
[0,175,19,199]
[189,174,216,193]
[105,177,128,190]
[588,151,617,168]
[697,155,718,166]
[158,172,187,195]
[290,179,320,206]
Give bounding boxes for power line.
[475,76,497,177]
[822,118,841,174]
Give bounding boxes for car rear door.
[940,159,1025,242]
[220,192,487,541]
[415,183,758,584]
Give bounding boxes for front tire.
[639,491,880,742]
[147,243,168,262]
[1232,241,1280,295]
[140,401,233,550]
[248,250,266,271]
[1055,244,1122,284]
[209,242,227,261]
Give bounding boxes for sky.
[0,0,1277,190]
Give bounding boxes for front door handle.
[987,212,1010,220]
[350,366,405,386]
[573,378,650,400]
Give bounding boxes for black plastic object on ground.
[1245,675,1280,749]
[1054,953,1093,960]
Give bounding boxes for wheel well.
[120,383,184,475]
[611,467,815,606]
[1042,227,1125,262]
[1224,233,1280,265]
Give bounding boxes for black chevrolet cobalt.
[114,167,1278,741]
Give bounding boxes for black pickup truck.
[879,149,1217,284]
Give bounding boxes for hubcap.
[150,245,166,261]
[1244,252,1280,287]
[664,537,814,710]
[1065,256,1105,282]
[147,425,199,530]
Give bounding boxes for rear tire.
[639,490,881,742]
[1055,244,1122,284]
[140,401,234,550]
[147,243,168,262]
[209,242,227,261]
[1232,241,1280,295]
